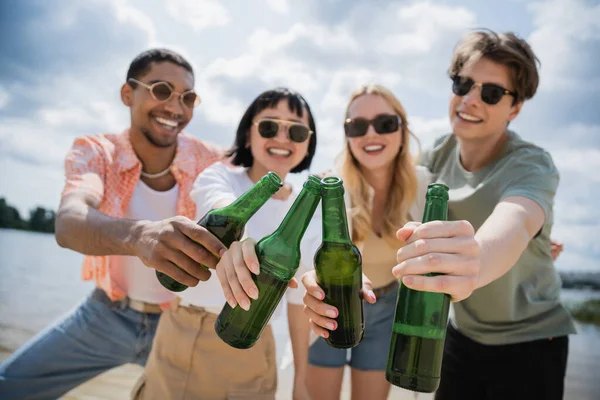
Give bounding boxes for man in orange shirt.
[0,48,225,400]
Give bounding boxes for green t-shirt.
[420,131,576,345]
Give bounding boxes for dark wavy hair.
[226,87,317,173]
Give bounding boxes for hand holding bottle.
[301,271,376,339]
[215,238,300,311]
[157,171,283,292]
[392,220,480,302]
[216,238,260,311]
[214,176,321,349]
[134,216,226,286]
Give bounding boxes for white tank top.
[113,179,179,304]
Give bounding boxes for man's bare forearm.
[475,197,545,289]
[54,193,226,284]
[55,196,144,256]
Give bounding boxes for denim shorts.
[308,281,398,371]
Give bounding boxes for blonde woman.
[303,84,430,399]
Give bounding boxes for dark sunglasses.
[451,75,516,105]
[254,118,313,143]
[128,78,201,109]
[344,114,401,138]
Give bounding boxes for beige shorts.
[132,299,277,400]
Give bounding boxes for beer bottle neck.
[422,197,448,223]
[218,172,282,222]
[273,182,321,249]
[321,189,351,244]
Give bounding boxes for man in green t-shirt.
[302,29,574,400]
[411,29,576,400]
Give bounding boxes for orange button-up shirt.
[62,129,222,301]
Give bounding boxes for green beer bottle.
[385,183,450,393]
[156,171,284,292]
[314,176,364,349]
[215,175,322,349]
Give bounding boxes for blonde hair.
[337,84,420,246]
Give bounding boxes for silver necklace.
[141,165,171,179]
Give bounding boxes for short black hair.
[126,48,194,83]
[226,87,317,173]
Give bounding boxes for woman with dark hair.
[133,87,318,400]
[227,87,317,174]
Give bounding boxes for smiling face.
[346,94,403,172]
[122,61,195,148]
[247,99,311,180]
[449,57,522,144]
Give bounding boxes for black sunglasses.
[344,114,401,138]
[128,78,200,109]
[254,118,313,143]
[451,75,516,105]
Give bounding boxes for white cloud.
[39,101,124,133]
[14,66,131,133]
[266,0,289,15]
[409,116,451,151]
[377,3,477,55]
[0,0,149,172]
[197,86,246,129]
[0,118,74,169]
[0,96,128,173]
[0,157,66,218]
[166,0,231,30]
[552,220,600,272]
[553,148,600,182]
[246,24,360,55]
[551,122,600,146]
[0,86,9,109]
[320,68,403,114]
[193,1,477,171]
[199,1,477,131]
[528,0,600,91]
[542,123,600,185]
[254,58,322,92]
[554,201,599,225]
[109,0,157,44]
[202,56,254,80]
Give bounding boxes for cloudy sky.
[0,0,598,271]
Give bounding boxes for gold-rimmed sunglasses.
[254,118,313,143]
[128,78,201,109]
